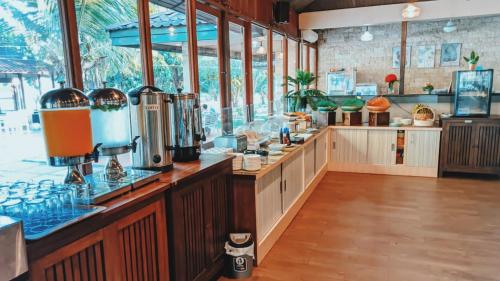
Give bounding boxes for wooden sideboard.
[440,116,500,176]
[329,125,442,177]
[27,155,233,281]
[231,129,329,265]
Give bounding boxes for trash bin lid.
[228,233,253,248]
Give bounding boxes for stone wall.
[317,15,500,94]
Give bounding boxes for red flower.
[385,74,398,83]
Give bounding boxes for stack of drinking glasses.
[0,180,100,239]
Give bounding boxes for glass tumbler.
[1,199,24,218]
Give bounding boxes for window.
[228,22,246,131]
[288,39,299,80]
[251,24,269,121]
[0,0,66,170]
[310,47,317,88]
[272,32,284,115]
[75,0,143,91]
[149,1,191,93]
[301,43,308,71]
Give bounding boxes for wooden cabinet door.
[315,132,327,172]
[30,230,109,281]
[111,199,169,281]
[283,152,304,212]
[303,141,315,187]
[168,167,230,281]
[169,180,208,281]
[441,122,475,169]
[367,130,396,166]
[204,174,230,265]
[474,123,500,171]
[332,129,368,164]
[256,166,283,242]
[406,131,441,168]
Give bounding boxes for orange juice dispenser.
[40,85,101,184]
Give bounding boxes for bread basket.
[413,105,435,127]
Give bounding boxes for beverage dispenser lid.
[40,82,89,109]
[127,86,163,105]
[87,87,128,108]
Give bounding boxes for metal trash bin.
[224,233,254,279]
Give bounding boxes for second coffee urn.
[128,86,174,171]
[170,92,205,162]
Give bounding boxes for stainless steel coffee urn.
[128,86,173,171]
[170,93,205,162]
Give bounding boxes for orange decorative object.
[40,108,93,157]
[366,96,391,112]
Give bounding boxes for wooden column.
[399,21,408,95]
[244,22,254,121]
[186,0,199,93]
[267,29,274,116]
[57,0,83,89]
[219,10,232,134]
[138,0,154,85]
[283,36,288,112]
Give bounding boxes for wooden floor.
[221,172,500,281]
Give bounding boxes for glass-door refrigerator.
[451,69,494,117]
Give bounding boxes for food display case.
[451,70,494,117]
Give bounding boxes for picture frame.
[417,45,435,68]
[440,43,462,67]
[326,70,356,95]
[392,46,411,69]
[355,83,378,96]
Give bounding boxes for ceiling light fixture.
[443,20,457,33]
[256,42,266,55]
[360,27,373,42]
[402,3,421,19]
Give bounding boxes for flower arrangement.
[385,74,399,94]
[422,83,434,94]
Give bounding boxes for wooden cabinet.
[440,117,500,176]
[30,198,169,281]
[167,165,232,281]
[367,130,396,165]
[406,130,441,168]
[315,131,328,171]
[256,166,282,240]
[283,152,304,212]
[330,127,441,177]
[332,129,368,164]
[231,130,328,265]
[303,140,315,187]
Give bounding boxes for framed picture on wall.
[417,45,436,68]
[355,83,378,96]
[326,70,356,95]
[392,46,411,69]
[440,43,462,67]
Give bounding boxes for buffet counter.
[27,154,233,281]
[231,127,329,265]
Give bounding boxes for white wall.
[300,0,500,30]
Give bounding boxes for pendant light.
[256,41,266,55]
[402,3,421,19]
[360,26,373,42]
[443,20,457,33]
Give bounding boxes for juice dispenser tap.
[39,83,101,184]
[87,86,139,180]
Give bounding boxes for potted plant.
[464,51,480,70]
[422,83,434,94]
[385,74,399,95]
[286,70,325,112]
[316,99,338,126]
